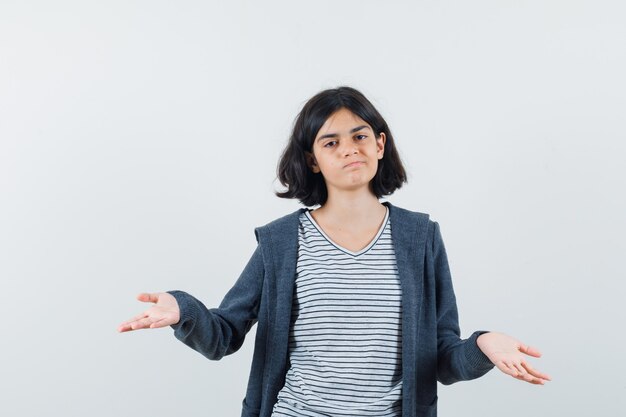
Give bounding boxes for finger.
[497,361,519,378]
[128,317,155,331]
[519,343,542,358]
[137,293,160,304]
[510,364,541,385]
[522,361,552,381]
[515,374,545,385]
[513,363,527,377]
[117,323,133,333]
[119,311,149,327]
[515,362,550,384]
[119,319,147,332]
[150,317,173,329]
[517,370,536,383]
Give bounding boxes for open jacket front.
[168,202,494,417]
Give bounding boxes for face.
[307,108,386,195]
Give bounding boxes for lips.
[344,160,365,168]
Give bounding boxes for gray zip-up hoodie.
[168,202,494,417]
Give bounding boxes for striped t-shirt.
[271,206,403,417]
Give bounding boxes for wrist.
[476,330,491,350]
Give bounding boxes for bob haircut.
[276,86,407,207]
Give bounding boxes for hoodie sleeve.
[166,243,265,360]
[432,221,495,384]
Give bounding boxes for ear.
[306,151,321,173]
[376,132,386,159]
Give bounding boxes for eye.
[355,134,367,140]
[324,141,337,148]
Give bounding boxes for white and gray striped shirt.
[271,207,403,417]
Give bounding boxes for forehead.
[316,108,370,136]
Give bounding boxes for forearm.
[168,290,243,360]
[166,244,265,360]
[437,330,495,385]
[431,221,494,384]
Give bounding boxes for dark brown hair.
[276,86,407,207]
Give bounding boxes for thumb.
[519,343,542,358]
[136,292,160,304]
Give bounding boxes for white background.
[1,1,625,416]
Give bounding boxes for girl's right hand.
[117,292,180,333]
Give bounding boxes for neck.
[315,188,385,228]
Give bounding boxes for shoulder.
[385,201,434,227]
[385,201,441,244]
[253,208,306,244]
[385,201,429,220]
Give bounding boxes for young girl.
[118,86,551,417]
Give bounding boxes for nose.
[341,141,358,157]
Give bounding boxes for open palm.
[117,292,180,333]
[477,332,552,385]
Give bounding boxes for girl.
[118,86,551,417]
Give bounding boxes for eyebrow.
[316,125,371,142]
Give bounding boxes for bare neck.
[312,191,386,230]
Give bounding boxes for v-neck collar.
[303,205,390,257]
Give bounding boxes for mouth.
[344,161,365,168]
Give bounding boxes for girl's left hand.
[476,332,552,385]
